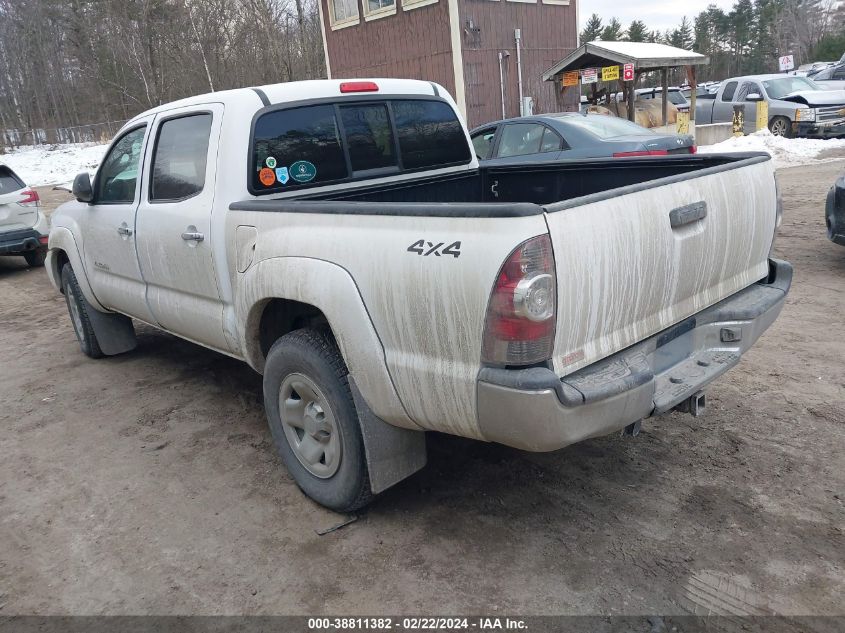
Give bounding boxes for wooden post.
[688,66,697,128]
[661,67,668,127]
[627,80,635,122]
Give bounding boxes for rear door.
[712,81,739,123]
[134,104,228,351]
[77,118,157,322]
[544,158,777,377]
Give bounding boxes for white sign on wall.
[779,55,795,71]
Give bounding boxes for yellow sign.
[601,65,620,81]
[756,101,769,132]
[562,71,580,87]
[676,111,690,135]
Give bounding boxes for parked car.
[826,171,845,246]
[633,87,690,112]
[48,78,790,512]
[696,74,845,137]
[809,63,845,91]
[470,113,695,164]
[0,163,48,266]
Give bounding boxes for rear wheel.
[24,248,46,267]
[769,116,792,137]
[263,328,372,512]
[61,264,103,359]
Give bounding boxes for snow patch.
[698,129,845,168]
[0,142,107,187]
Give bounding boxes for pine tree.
[602,18,624,42]
[580,14,604,43]
[626,20,649,42]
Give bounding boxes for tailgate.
[546,157,777,377]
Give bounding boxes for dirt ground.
[1,159,843,617]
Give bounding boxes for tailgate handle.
[670,201,707,228]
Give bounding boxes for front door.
[78,118,157,323]
[134,104,229,351]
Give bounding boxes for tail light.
[482,235,556,366]
[340,81,379,93]
[689,145,697,154]
[613,149,669,158]
[19,189,40,207]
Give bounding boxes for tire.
[263,328,372,512]
[61,263,104,359]
[24,248,46,267]
[769,116,792,138]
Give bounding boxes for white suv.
[0,163,49,266]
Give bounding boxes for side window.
[339,103,398,173]
[96,126,146,203]
[835,68,845,80]
[539,127,562,153]
[150,114,212,202]
[721,81,738,102]
[472,128,497,160]
[252,104,348,191]
[392,100,472,169]
[496,123,545,158]
[735,82,750,101]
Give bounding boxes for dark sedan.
[470,113,696,164]
[826,172,845,246]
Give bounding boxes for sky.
[578,0,738,33]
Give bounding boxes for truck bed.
[229,152,777,438]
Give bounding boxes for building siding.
[321,0,456,98]
[459,0,577,127]
[319,0,577,128]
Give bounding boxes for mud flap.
[85,301,138,356]
[348,377,427,494]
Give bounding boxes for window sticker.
[275,167,290,185]
[290,160,317,183]
[259,167,276,186]
[266,156,277,168]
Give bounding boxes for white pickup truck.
[47,79,792,511]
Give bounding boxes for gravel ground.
[0,160,843,617]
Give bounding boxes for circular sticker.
[259,167,276,186]
[266,156,277,169]
[290,160,317,183]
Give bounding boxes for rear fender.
[237,256,418,431]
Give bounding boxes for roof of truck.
[125,78,446,125]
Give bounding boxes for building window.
[403,0,438,10]
[329,0,359,30]
[363,0,396,20]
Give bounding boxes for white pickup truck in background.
[47,79,791,511]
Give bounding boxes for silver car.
[0,163,49,267]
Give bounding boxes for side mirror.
[72,172,93,203]
[747,93,763,102]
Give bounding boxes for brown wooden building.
[317,0,579,127]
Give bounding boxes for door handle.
[181,231,204,242]
[117,225,133,237]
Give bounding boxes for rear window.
[252,104,348,191]
[392,100,471,169]
[553,115,652,138]
[250,98,471,193]
[0,166,24,194]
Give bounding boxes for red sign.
[623,63,635,82]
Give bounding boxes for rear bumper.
[476,259,792,452]
[0,228,47,255]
